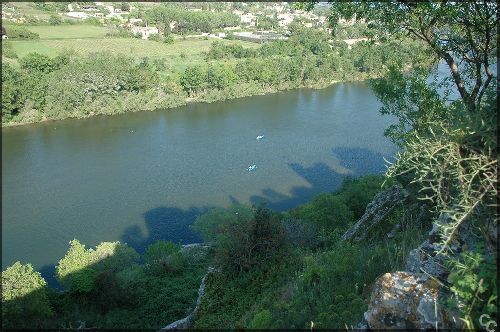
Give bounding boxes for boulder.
[364,272,442,329]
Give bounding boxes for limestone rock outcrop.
[342,186,409,241]
[364,271,442,329]
[359,208,463,329]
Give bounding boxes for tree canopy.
[327,1,497,112]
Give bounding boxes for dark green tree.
[1,64,24,120]
[49,14,62,25]
[2,262,52,329]
[179,65,206,95]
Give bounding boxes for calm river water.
[2,82,397,284]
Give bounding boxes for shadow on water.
[250,147,391,210]
[7,146,394,329]
[121,206,208,254]
[38,146,392,289]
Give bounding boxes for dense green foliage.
[194,205,287,274]
[192,176,428,328]
[2,23,429,126]
[4,25,40,39]
[144,4,239,34]
[2,262,52,329]
[55,239,140,293]
[2,240,209,329]
[179,26,429,98]
[446,243,497,329]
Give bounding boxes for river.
[2,82,397,284]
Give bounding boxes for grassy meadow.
[21,24,109,39]
[3,24,259,74]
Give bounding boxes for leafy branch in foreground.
[385,119,497,253]
[328,1,498,113]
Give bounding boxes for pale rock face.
[357,190,466,330]
[364,272,442,329]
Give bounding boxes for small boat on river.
[248,165,257,172]
[256,135,265,140]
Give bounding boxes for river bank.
[1,75,367,128]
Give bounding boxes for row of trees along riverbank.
[2,24,432,126]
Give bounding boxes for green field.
[20,24,109,39]
[5,35,259,73]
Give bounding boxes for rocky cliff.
[342,186,465,329]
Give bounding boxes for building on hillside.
[233,31,287,43]
[131,26,159,40]
[277,13,293,27]
[82,5,97,11]
[128,18,143,25]
[272,4,285,12]
[106,12,124,21]
[169,21,177,31]
[67,12,88,19]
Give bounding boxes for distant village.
[1,2,359,43]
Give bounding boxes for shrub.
[144,241,186,274]
[447,245,497,329]
[5,26,40,39]
[55,239,139,294]
[2,262,52,329]
[19,52,57,73]
[2,42,18,59]
[2,63,24,120]
[193,205,286,273]
[249,309,273,328]
[179,65,207,95]
[292,194,354,232]
[45,53,158,113]
[164,34,175,44]
[148,33,162,42]
[282,218,320,248]
[339,175,385,218]
[49,15,62,25]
